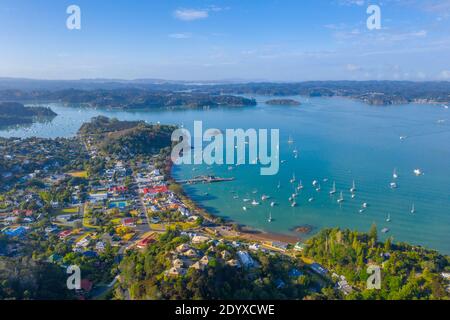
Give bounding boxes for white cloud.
[174,9,209,21]
[168,33,192,39]
[439,70,450,79]
[346,64,362,71]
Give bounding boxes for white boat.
[393,168,398,179]
[315,184,321,192]
[242,206,247,211]
[329,182,337,195]
[323,178,329,183]
[414,169,423,176]
[277,181,281,189]
[290,173,296,184]
[390,182,398,189]
[444,104,449,109]
[268,212,273,223]
[291,201,297,207]
[297,181,304,190]
[359,209,365,213]
[252,200,260,206]
[308,197,314,202]
[386,213,391,222]
[362,202,368,208]
[350,180,356,193]
[261,195,269,201]
[312,180,319,187]
[381,228,390,234]
[411,203,415,214]
[243,199,251,203]
[288,197,293,202]
[293,148,299,158]
[270,202,276,207]
[337,192,344,204]
[351,193,356,199]
[400,135,408,141]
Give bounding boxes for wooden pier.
[177,176,235,185]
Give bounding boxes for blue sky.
[1,0,450,81]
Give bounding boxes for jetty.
[178,175,235,185]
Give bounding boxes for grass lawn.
[68,171,88,178]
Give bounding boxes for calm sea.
[1,96,449,253]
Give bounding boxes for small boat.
[393,168,398,179]
[323,178,329,183]
[290,173,296,184]
[288,197,293,202]
[414,169,423,176]
[308,197,314,202]
[252,189,258,194]
[337,192,344,204]
[351,193,356,199]
[233,195,239,199]
[261,195,269,201]
[268,212,273,223]
[362,202,368,208]
[359,209,365,213]
[293,148,299,158]
[242,206,247,211]
[444,104,449,109]
[411,203,416,214]
[243,198,251,203]
[252,200,260,206]
[312,180,319,187]
[390,182,398,189]
[315,184,321,192]
[292,193,297,199]
[400,135,408,141]
[386,213,391,222]
[297,181,304,191]
[329,182,337,195]
[270,201,276,207]
[277,181,281,189]
[381,228,390,234]
[350,180,356,193]
[291,201,297,207]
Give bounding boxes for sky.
[0,0,450,81]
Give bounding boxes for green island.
[0,102,57,127]
[0,117,449,300]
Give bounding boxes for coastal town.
[1,116,449,300]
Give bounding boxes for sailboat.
[277,181,281,189]
[337,192,344,204]
[293,147,299,158]
[393,168,398,179]
[350,180,356,193]
[290,173,296,184]
[411,203,416,214]
[329,182,337,195]
[297,181,304,191]
[386,213,391,222]
[316,184,321,192]
[268,212,273,223]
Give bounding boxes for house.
[337,280,353,295]
[226,259,241,268]
[310,263,328,276]
[249,244,261,251]
[137,236,156,249]
[176,243,190,253]
[3,226,28,237]
[184,249,198,258]
[190,261,206,271]
[122,218,136,228]
[221,250,231,260]
[95,241,106,252]
[59,230,72,239]
[237,251,255,268]
[167,267,187,277]
[89,193,108,203]
[271,241,289,251]
[199,256,211,266]
[173,259,184,268]
[192,235,210,244]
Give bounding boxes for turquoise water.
[1,97,449,253]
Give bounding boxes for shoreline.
[166,159,302,245]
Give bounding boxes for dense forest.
[303,227,450,300]
[78,116,176,157]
